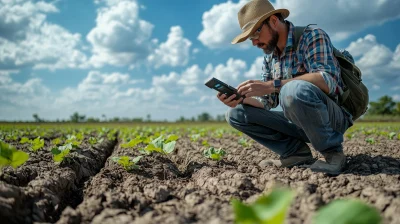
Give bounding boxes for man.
[218,0,353,175]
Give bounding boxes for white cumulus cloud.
[148,26,192,69]
[87,0,154,68]
[198,0,249,49]
[0,0,88,71]
[275,0,400,41]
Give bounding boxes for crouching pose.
[218,0,355,175]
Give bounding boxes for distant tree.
[70,112,86,123]
[177,116,186,122]
[132,118,143,122]
[215,114,225,122]
[197,112,212,122]
[111,117,120,122]
[191,117,195,122]
[395,102,400,115]
[368,95,396,115]
[101,114,106,122]
[32,114,43,123]
[121,117,132,122]
[146,114,151,122]
[87,117,100,122]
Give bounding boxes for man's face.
[251,23,279,54]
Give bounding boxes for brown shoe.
[310,150,346,175]
[259,145,315,168]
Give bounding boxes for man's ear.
[270,15,278,28]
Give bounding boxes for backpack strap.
[293,24,316,51]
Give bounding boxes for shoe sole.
[285,157,316,168]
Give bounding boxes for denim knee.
[280,80,320,112]
[225,105,248,127]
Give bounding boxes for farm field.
[0,122,399,224]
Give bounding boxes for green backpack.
[293,26,369,121]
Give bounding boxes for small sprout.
[388,132,396,140]
[232,187,295,224]
[51,138,63,146]
[88,137,97,145]
[203,147,226,161]
[65,135,81,147]
[0,141,29,169]
[112,156,142,171]
[143,135,177,155]
[201,140,210,147]
[31,137,44,152]
[365,137,375,145]
[313,199,382,224]
[190,134,201,142]
[51,143,72,162]
[20,137,30,144]
[238,137,253,147]
[121,138,142,148]
[166,134,179,143]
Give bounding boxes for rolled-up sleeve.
[303,28,341,97]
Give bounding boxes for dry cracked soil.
[1,133,399,224]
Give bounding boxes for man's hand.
[217,93,243,108]
[237,80,274,97]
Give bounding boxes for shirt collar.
[270,21,295,57]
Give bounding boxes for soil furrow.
[0,138,117,224]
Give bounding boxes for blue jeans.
[225,80,353,158]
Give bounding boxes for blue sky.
[0,0,399,121]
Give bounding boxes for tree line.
[29,112,226,123]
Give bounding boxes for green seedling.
[238,137,253,147]
[51,143,72,162]
[388,132,396,140]
[51,138,63,146]
[232,188,295,224]
[0,141,29,169]
[365,137,376,144]
[143,135,177,155]
[201,140,210,147]
[112,156,142,171]
[20,137,30,144]
[65,135,81,147]
[88,137,97,145]
[313,199,381,224]
[31,137,45,152]
[190,134,201,142]
[121,138,142,148]
[203,147,226,161]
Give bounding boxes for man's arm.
[279,72,329,94]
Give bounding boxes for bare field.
[0,123,399,223]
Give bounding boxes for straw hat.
[231,0,289,44]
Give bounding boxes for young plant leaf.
[88,137,97,145]
[163,141,176,154]
[313,199,382,224]
[0,141,29,168]
[232,188,295,224]
[166,134,179,143]
[51,143,72,162]
[20,137,30,144]
[203,147,226,161]
[31,137,44,152]
[112,155,142,171]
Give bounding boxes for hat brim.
[231,9,289,44]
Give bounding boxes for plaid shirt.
[254,21,343,110]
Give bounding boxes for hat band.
[241,20,257,31]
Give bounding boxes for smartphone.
[205,77,245,100]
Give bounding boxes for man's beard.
[261,28,279,54]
